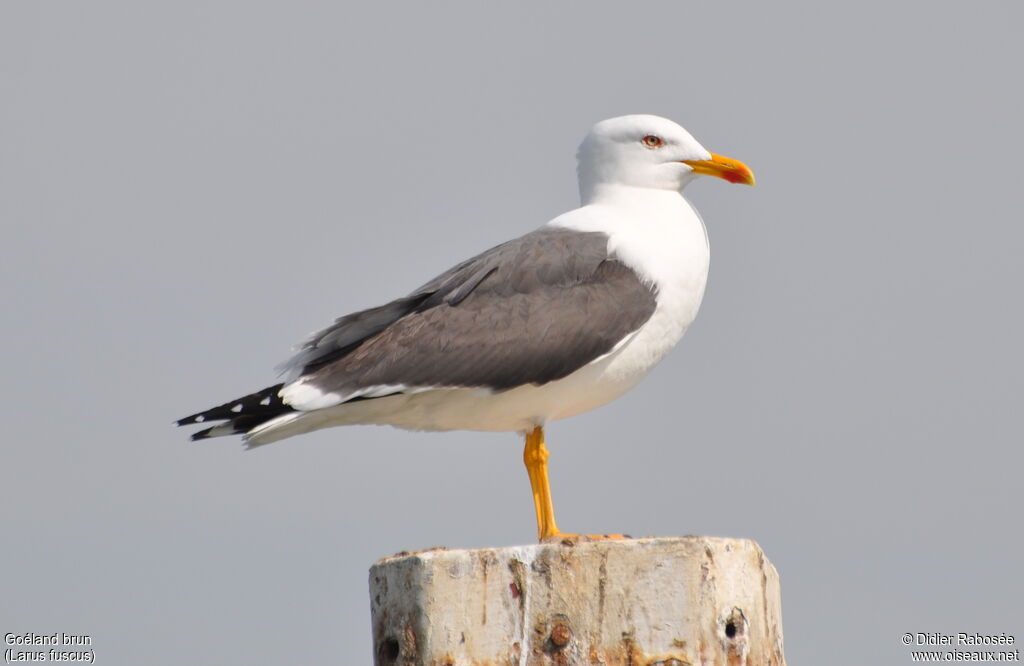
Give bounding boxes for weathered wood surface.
[369,536,786,666]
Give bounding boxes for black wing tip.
[176,414,206,427]
[177,384,297,444]
[175,383,290,429]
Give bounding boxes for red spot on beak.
[682,153,756,186]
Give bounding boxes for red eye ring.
[642,135,664,148]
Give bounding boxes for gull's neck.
[581,182,690,211]
[552,181,703,246]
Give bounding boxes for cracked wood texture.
[369,537,786,666]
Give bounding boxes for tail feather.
[177,383,296,441]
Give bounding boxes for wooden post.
[369,536,786,666]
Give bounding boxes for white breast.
[550,186,711,385]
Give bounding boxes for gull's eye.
[642,135,664,148]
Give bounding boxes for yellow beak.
[682,152,756,186]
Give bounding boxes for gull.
[177,114,754,541]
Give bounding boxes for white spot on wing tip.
[195,415,205,423]
[259,396,271,405]
[231,404,243,413]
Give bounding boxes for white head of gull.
[577,114,753,203]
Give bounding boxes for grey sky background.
[2,1,1021,664]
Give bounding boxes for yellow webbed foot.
[539,532,632,545]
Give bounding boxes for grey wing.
[279,242,504,379]
[289,226,658,398]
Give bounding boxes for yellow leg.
[523,426,561,541]
[522,426,630,543]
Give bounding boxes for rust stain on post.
[550,622,571,648]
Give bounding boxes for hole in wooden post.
[379,637,400,664]
[721,607,748,652]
